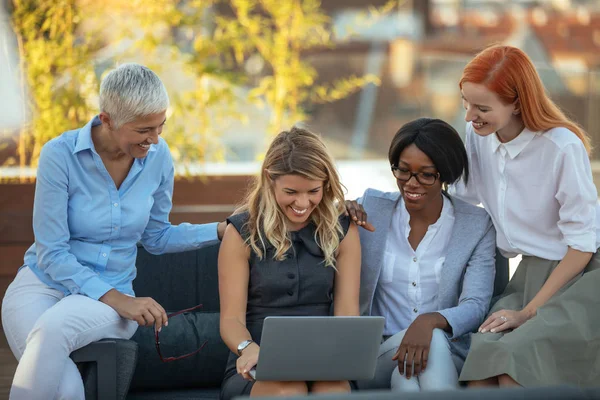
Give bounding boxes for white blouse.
[372,195,455,336]
[451,122,599,260]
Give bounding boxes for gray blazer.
[358,189,496,362]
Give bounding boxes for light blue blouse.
[22,116,218,300]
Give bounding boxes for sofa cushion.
[134,243,221,313]
[129,311,229,391]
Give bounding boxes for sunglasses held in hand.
[154,304,208,363]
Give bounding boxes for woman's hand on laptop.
[237,342,260,381]
[392,313,442,379]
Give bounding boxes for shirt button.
[287,273,295,279]
[113,227,118,231]
[413,257,417,262]
[102,253,107,257]
[412,282,416,287]
[287,290,294,296]
[413,308,418,313]
[113,203,118,207]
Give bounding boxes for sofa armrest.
[71,338,138,400]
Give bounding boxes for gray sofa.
[74,242,228,400]
[74,244,510,400]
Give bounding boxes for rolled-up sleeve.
[555,143,597,253]
[140,146,219,255]
[33,142,114,300]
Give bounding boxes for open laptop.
[248,316,385,381]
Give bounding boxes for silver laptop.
[248,316,385,381]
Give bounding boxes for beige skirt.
[459,253,600,387]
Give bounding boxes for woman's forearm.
[523,247,592,317]
[420,312,450,332]
[333,302,359,317]
[333,223,361,317]
[220,317,254,354]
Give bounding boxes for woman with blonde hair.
[218,127,361,399]
[452,45,600,387]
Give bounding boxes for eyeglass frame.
[390,165,440,187]
[154,304,208,363]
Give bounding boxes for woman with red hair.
[453,45,600,387]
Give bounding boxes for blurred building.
[2,0,600,166]
[304,0,600,160]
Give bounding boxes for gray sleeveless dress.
[219,212,351,400]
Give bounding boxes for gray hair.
[99,63,169,128]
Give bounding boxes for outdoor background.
[1,0,600,395]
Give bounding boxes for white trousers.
[359,328,460,392]
[1,267,138,400]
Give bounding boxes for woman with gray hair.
[1,63,225,399]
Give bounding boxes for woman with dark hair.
[347,118,496,392]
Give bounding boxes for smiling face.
[461,82,523,142]
[102,111,167,158]
[272,174,324,231]
[395,144,443,214]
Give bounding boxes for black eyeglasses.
[155,304,208,363]
[391,166,439,186]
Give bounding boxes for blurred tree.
[8,0,98,180]
[217,0,385,140]
[4,0,390,180]
[111,0,248,168]
[125,0,387,160]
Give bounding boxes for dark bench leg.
[71,339,117,400]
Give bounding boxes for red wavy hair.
[459,45,591,154]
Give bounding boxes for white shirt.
[451,122,599,260]
[372,195,455,336]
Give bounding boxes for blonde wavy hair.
[239,127,346,268]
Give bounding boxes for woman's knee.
[467,377,498,387]
[431,328,448,341]
[498,374,520,387]
[311,380,351,394]
[26,298,136,350]
[430,328,450,349]
[252,381,308,397]
[27,314,72,349]
[390,370,420,392]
